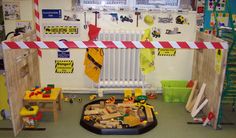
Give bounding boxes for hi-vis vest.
[84,48,104,83]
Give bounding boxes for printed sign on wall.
[43,23,79,37]
[158,49,176,56]
[55,60,74,73]
[215,49,223,74]
[42,9,62,18]
[58,48,70,58]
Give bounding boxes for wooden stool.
[20,106,42,128]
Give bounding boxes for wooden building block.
[84,110,99,115]
[101,112,122,120]
[117,103,136,107]
[124,89,132,98]
[106,105,117,113]
[94,123,106,128]
[135,88,142,97]
[145,107,153,122]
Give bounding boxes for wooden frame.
[2,31,227,136]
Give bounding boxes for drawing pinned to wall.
[151,27,161,38]
[55,60,74,73]
[233,14,236,26]
[158,15,173,23]
[208,0,226,11]
[3,2,20,20]
[166,27,181,34]
[43,23,79,37]
[158,49,176,56]
[16,20,32,33]
[176,15,189,25]
[120,15,133,23]
[210,13,229,27]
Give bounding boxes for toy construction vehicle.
[120,15,133,23]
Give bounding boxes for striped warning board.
[158,48,176,56]
[55,60,74,73]
[44,26,78,35]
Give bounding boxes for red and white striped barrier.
[2,41,228,49]
[34,0,42,57]
[34,0,40,41]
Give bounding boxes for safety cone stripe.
[2,41,228,49]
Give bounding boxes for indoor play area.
[0,0,236,138]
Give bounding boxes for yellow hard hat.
[144,15,154,26]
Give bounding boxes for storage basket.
[161,80,191,103]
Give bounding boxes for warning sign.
[44,26,78,34]
[158,49,176,56]
[43,23,79,37]
[215,49,223,74]
[55,60,74,73]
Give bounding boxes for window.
[135,0,180,9]
[77,0,182,9]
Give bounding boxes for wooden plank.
[191,83,206,117]
[185,80,198,112]
[3,48,40,136]
[191,99,209,118]
[193,31,227,129]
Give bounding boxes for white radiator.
[97,31,144,88]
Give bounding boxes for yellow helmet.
[144,15,154,26]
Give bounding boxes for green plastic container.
[161,80,191,103]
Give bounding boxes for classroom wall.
[3,0,197,91]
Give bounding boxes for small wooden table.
[23,88,62,122]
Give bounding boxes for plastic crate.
[161,80,191,103]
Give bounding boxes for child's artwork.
[3,2,21,20]
[210,13,229,27]
[16,20,32,32]
[208,0,226,11]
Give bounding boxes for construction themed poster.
[158,48,176,56]
[43,23,79,37]
[55,60,74,73]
